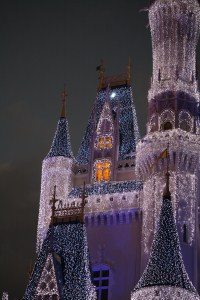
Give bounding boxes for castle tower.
[69,64,143,300]
[37,88,74,251]
[136,0,200,285]
[131,176,200,300]
[24,186,96,300]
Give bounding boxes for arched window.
[94,160,111,182]
[179,110,193,132]
[92,264,110,300]
[159,109,175,131]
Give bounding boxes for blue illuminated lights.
[23,223,96,300]
[76,86,140,165]
[46,118,74,160]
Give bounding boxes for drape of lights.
[148,0,200,102]
[35,253,59,299]
[68,181,143,214]
[24,223,96,300]
[37,157,73,251]
[76,86,140,164]
[46,118,74,159]
[131,286,200,300]
[96,101,114,136]
[142,173,196,254]
[37,116,74,251]
[1,292,8,300]
[131,196,200,300]
[136,129,199,253]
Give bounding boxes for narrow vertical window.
[95,160,111,182]
[183,224,188,243]
[92,265,110,300]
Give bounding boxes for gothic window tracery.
[159,109,175,131]
[179,110,193,132]
[94,160,111,183]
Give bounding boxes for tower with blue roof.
[36,63,143,300]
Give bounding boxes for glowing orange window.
[97,136,112,149]
[96,161,111,182]
[98,137,105,149]
[105,137,112,149]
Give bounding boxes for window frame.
[94,159,112,183]
[92,264,110,300]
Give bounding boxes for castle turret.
[131,176,200,300]
[37,88,74,251]
[136,0,200,286]
[24,186,96,300]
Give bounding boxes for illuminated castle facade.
[136,0,200,287]
[22,0,200,299]
[35,67,142,300]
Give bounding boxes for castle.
[5,0,200,299]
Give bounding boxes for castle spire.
[131,189,200,299]
[46,90,74,159]
[127,57,131,86]
[23,185,96,300]
[60,84,67,118]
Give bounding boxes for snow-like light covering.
[76,86,140,164]
[46,118,74,159]
[148,0,200,101]
[24,223,96,300]
[131,195,200,299]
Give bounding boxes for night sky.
[0,0,199,299]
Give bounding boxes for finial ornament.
[127,57,131,86]
[60,84,67,118]
[50,186,59,224]
[96,61,105,90]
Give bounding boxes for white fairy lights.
[148,0,200,102]
[136,128,199,253]
[37,156,73,252]
[35,253,59,299]
[1,292,8,300]
[24,224,97,300]
[131,195,200,299]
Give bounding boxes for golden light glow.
[95,160,111,182]
[97,136,112,149]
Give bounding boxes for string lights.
[37,117,74,251]
[76,86,140,164]
[136,129,199,253]
[148,0,200,102]
[24,223,96,300]
[131,195,200,300]
[1,292,8,300]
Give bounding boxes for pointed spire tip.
[60,84,67,118]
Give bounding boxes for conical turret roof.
[132,193,199,299]
[23,223,96,300]
[46,118,74,159]
[46,91,74,159]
